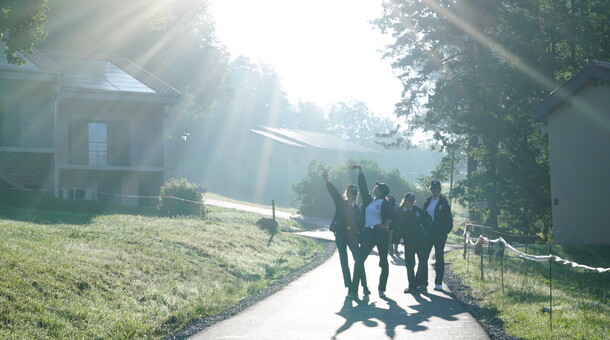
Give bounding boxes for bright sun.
[209,0,402,118]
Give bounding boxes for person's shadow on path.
[332,292,461,339]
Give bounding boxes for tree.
[375,0,610,238]
[289,100,327,132]
[1,0,48,64]
[326,101,394,144]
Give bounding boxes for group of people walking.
[322,165,453,299]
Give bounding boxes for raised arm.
[350,165,372,206]
[322,169,343,207]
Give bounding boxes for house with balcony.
[0,47,180,206]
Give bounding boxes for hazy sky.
[209,0,403,118]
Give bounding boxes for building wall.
[57,98,166,206]
[57,99,164,162]
[199,130,366,207]
[0,80,55,148]
[546,83,610,244]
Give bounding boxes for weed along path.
[196,198,490,340]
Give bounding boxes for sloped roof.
[532,60,610,122]
[251,126,379,153]
[1,46,179,96]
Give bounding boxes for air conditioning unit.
[73,188,93,201]
[57,188,70,199]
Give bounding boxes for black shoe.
[363,287,371,295]
[404,287,416,294]
[417,285,427,292]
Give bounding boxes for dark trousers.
[430,233,448,285]
[404,241,431,288]
[350,227,389,293]
[336,235,367,288]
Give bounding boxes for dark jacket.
[392,205,431,245]
[326,181,361,237]
[422,194,453,237]
[357,172,395,230]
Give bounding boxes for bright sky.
[209,0,403,119]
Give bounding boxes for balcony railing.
[0,123,52,148]
[58,140,163,167]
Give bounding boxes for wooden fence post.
[480,244,484,281]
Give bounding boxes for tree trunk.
[467,135,479,222]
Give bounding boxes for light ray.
[421,0,557,92]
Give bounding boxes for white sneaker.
[434,284,443,291]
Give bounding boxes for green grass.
[446,244,610,339]
[0,205,324,339]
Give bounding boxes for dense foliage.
[157,178,203,217]
[0,0,48,64]
[292,159,426,219]
[375,0,610,239]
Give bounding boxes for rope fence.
[462,223,609,330]
[464,229,610,272]
[0,186,206,205]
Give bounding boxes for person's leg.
[375,228,390,293]
[349,230,374,295]
[336,236,351,287]
[415,241,431,289]
[434,234,448,286]
[404,243,416,290]
[348,238,369,292]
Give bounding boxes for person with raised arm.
[347,165,395,299]
[322,168,370,296]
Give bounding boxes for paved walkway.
[198,198,489,340]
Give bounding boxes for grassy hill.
[0,204,325,339]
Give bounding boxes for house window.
[89,122,108,166]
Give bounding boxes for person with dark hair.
[393,192,432,293]
[347,165,396,299]
[423,180,454,291]
[321,169,369,296]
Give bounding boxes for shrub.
[157,178,203,217]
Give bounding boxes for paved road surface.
[198,198,490,340]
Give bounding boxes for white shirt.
[365,198,384,228]
[427,197,440,222]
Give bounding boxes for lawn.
[0,205,324,339]
[446,242,610,340]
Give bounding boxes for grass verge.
[0,205,324,339]
[446,244,609,339]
